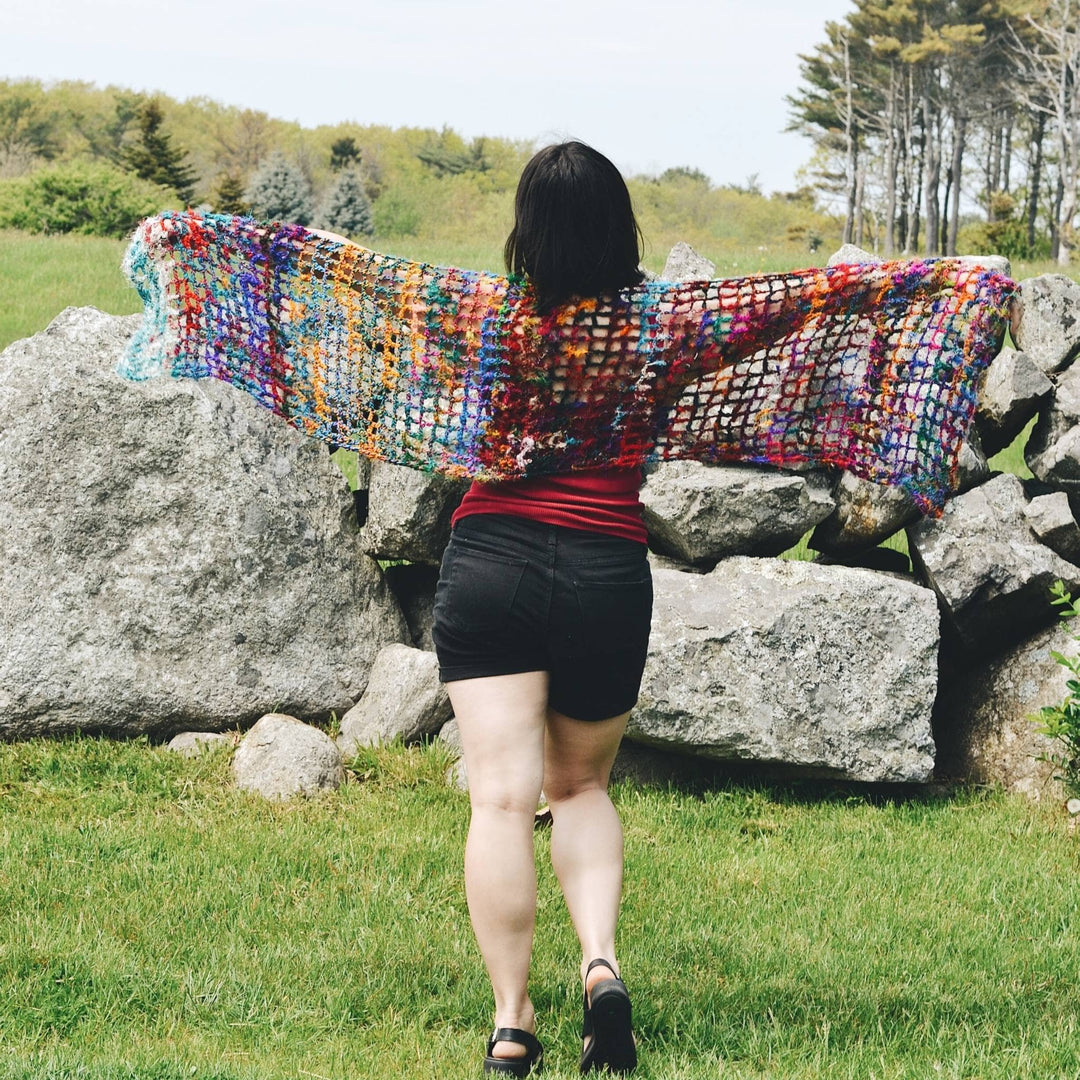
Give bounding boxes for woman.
[432,141,649,1076]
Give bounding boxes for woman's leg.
[448,671,549,1060]
[543,707,630,991]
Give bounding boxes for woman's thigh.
[447,671,548,811]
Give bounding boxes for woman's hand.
[307,226,356,247]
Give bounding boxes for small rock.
[1024,492,1080,564]
[360,462,468,566]
[436,717,468,791]
[974,347,1053,456]
[662,242,716,282]
[826,244,880,267]
[641,460,835,566]
[337,644,452,753]
[1013,275,1080,374]
[233,713,344,800]
[1025,360,1080,489]
[167,731,231,757]
[907,473,1080,654]
[1067,798,1080,815]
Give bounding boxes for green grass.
[0,229,141,351]
[0,735,1078,1079]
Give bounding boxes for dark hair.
[504,141,644,313]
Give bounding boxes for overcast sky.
[4,0,855,191]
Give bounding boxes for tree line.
[789,0,1080,264]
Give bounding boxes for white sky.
[3,0,855,191]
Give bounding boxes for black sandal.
[483,1027,544,1076]
[579,959,637,1074]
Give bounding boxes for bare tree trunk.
[948,113,966,255]
[842,35,856,246]
[856,156,866,247]
[1028,110,1046,252]
[923,94,941,256]
[885,63,898,256]
[1002,121,1013,193]
[1052,170,1064,261]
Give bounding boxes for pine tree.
[329,136,360,172]
[121,99,197,205]
[213,172,249,215]
[243,151,314,224]
[315,167,373,236]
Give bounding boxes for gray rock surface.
[934,622,1076,801]
[360,461,468,565]
[233,713,344,799]
[662,242,716,282]
[167,731,232,757]
[907,473,1080,654]
[974,347,1053,456]
[811,434,987,553]
[1024,491,1080,563]
[0,307,407,739]
[827,244,880,267]
[1013,274,1080,374]
[630,558,940,782]
[1025,360,1080,488]
[337,644,452,753]
[810,474,920,553]
[641,461,835,565]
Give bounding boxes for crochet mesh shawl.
[120,211,1015,513]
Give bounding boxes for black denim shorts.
[432,514,653,722]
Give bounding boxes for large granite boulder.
[974,347,1053,457]
[934,622,1077,801]
[827,244,880,266]
[360,461,468,565]
[0,308,407,739]
[1025,360,1080,489]
[907,472,1080,655]
[630,558,940,782]
[336,644,452,754]
[641,461,835,565]
[1012,274,1080,374]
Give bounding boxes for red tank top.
[451,467,646,543]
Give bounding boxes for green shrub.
[243,150,313,225]
[0,161,175,237]
[1031,580,1080,799]
[373,190,421,238]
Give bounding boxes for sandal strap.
[585,958,620,979]
[487,1027,543,1057]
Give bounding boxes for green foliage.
[211,172,248,216]
[329,135,360,172]
[373,189,422,238]
[243,150,313,225]
[0,161,175,237]
[315,166,373,236]
[120,98,197,205]
[1031,580,1080,798]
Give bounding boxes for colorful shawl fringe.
[119,211,1015,513]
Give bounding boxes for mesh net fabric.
[120,211,1015,514]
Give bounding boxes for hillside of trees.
[0,78,839,272]
[789,0,1080,263]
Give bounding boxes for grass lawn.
[1,736,1079,1080]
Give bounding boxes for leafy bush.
[244,151,313,224]
[315,166,373,236]
[373,190,421,238]
[0,161,175,237]
[1030,580,1080,798]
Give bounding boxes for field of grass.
[1,735,1079,1080]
